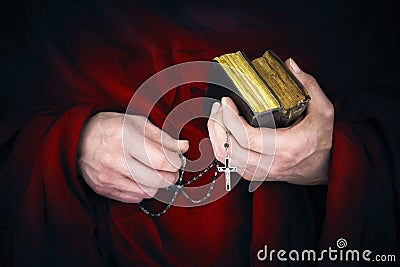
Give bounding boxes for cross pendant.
[217,156,237,191]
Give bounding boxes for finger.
[126,156,179,188]
[117,188,158,202]
[89,174,159,202]
[285,58,333,114]
[89,126,181,189]
[103,191,143,203]
[116,183,159,200]
[208,105,262,174]
[208,100,274,186]
[208,102,226,160]
[125,115,188,171]
[221,97,275,154]
[144,121,189,153]
[218,129,273,185]
[208,108,274,189]
[125,126,183,172]
[220,97,255,149]
[111,176,159,199]
[104,187,156,204]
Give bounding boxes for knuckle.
[247,133,258,150]
[244,128,260,149]
[305,74,317,85]
[152,158,168,170]
[96,174,108,184]
[310,75,317,84]
[280,149,298,165]
[324,102,335,119]
[319,136,333,150]
[102,150,124,171]
[100,152,114,169]
[237,136,250,149]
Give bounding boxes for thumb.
[222,96,240,115]
[285,58,331,113]
[221,97,265,152]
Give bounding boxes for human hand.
[208,58,334,186]
[77,112,189,203]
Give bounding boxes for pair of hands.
[77,59,334,203]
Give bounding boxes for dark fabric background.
[0,1,399,266]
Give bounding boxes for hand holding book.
[206,50,310,127]
[207,59,334,186]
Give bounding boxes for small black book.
[206,50,310,128]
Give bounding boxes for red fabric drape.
[1,1,399,266]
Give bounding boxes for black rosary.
[139,130,236,217]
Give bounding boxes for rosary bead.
[224,142,229,148]
[139,160,220,217]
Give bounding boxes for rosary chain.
[138,157,220,217]
[139,130,231,217]
[224,130,231,157]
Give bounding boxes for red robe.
[1,1,399,266]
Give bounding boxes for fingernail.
[221,97,227,106]
[289,58,301,74]
[210,102,220,114]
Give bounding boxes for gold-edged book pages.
[206,50,310,127]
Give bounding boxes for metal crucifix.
[218,156,237,191]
